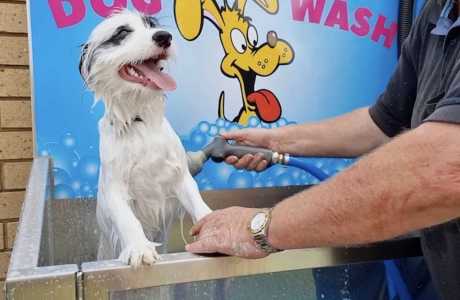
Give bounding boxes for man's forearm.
[268,122,460,249]
[270,108,389,157]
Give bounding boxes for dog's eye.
[103,26,133,46]
[116,28,132,39]
[231,29,247,54]
[248,25,258,47]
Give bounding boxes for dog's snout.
[153,31,172,49]
[267,31,278,48]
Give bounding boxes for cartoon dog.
[79,10,212,267]
[174,0,294,125]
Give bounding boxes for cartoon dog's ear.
[174,0,225,41]
[237,0,278,14]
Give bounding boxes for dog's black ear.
[142,15,159,28]
[79,43,90,82]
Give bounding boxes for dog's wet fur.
[80,10,211,267]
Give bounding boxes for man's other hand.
[186,207,269,259]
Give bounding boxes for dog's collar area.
[109,115,143,126]
[133,115,143,122]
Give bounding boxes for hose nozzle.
[187,136,282,176]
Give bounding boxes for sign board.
[28,0,405,198]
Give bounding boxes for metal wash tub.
[5,156,422,299]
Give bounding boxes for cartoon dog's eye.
[231,29,247,54]
[248,25,258,47]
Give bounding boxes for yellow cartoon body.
[175,0,294,125]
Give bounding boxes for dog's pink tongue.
[136,63,176,91]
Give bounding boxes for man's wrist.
[266,206,283,251]
[267,128,284,152]
[248,208,282,254]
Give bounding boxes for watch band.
[251,208,281,254]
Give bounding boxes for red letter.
[351,8,372,37]
[132,0,162,15]
[291,0,326,24]
[48,0,85,28]
[324,0,349,31]
[371,15,398,48]
[90,0,127,18]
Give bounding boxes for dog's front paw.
[193,206,212,223]
[119,241,161,268]
[196,207,212,222]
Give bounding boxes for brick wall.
[0,0,32,297]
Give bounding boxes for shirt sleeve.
[368,5,427,137]
[424,78,460,124]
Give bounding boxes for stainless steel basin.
[5,157,422,299]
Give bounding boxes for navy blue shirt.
[369,1,460,299]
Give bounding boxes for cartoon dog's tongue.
[247,89,281,122]
[136,61,177,91]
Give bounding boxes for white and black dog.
[79,10,212,267]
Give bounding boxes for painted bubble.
[52,168,71,186]
[228,170,254,189]
[78,155,99,181]
[61,133,77,149]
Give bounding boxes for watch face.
[250,212,267,233]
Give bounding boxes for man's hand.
[221,129,277,172]
[185,207,269,259]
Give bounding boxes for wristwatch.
[248,208,280,254]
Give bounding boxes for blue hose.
[283,156,412,300]
[285,156,330,181]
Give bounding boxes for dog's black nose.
[153,31,172,49]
